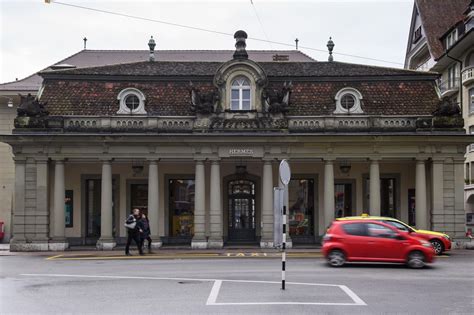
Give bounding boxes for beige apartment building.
[0,30,470,251]
[405,0,474,230]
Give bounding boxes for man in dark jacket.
[125,208,144,256]
[137,213,153,254]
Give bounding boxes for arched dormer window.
[117,88,147,115]
[334,87,364,114]
[231,77,251,110]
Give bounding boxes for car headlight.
[443,235,451,241]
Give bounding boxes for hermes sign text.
[229,148,254,156]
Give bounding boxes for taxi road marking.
[20,273,367,307]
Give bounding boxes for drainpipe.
[446,53,463,113]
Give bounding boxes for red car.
[322,220,435,268]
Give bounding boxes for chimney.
[148,36,156,62]
[327,37,335,62]
[233,30,248,60]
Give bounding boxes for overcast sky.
[0,0,414,83]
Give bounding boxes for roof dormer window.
[231,76,251,110]
[334,88,364,114]
[446,29,458,49]
[117,88,147,115]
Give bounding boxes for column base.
[49,240,69,251]
[96,238,116,250]
[260,240,274,248]
[10,240,51,252]
[207,238,224,249]
[191,238,208,249]
[150,238,163,249]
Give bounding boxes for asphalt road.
[0,251,473,314]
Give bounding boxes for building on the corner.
[405,0,474,232]
[0,31,471,251]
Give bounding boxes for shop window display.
[288,179,314,237]
[169,179,195,237]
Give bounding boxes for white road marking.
[20,273,367,306]
[206,280,222,305]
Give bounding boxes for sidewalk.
[0,244,323,260]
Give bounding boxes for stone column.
[415,158,428,230]
[369,158,381,216]
[97,159,116,250]
[261,159,274,248]
[323,159,335,228]
[431,158,444,231]
[50,159,68,250]
[147,160,162,248]
[10,158,26,251]
[34,159,49,246]
[208,160,223,248]
[192,159,207,248]
[453,158,466,238]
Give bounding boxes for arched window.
[231,77,251,110]
[334,87,364,114]
[116,88,147,115]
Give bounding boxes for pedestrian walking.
[138,213,153,254]
[124,208,144,256]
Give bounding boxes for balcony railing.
[462,66,474,86]
[438,78,460,97]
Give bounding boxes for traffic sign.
[279,159,291,185]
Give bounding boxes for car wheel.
[327,250,346,267]
[430,239,444,255]
[407,251,425,269]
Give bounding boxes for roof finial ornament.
[148,36,156,62]
[83,37,87,50]
[295,38,299,50]
[327,37,335,62]
[233,30,248,60]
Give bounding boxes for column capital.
[431,157,445,163]
[369,157,381,162]
[209,158,221,164]
[262,158,274,164]
[194,158,206,164]
[99,158,114,163]
[13,157,26,163]
[324,157,335,163]
[415,156,428,162]
[35,157,49,163]
[147,159,160,164]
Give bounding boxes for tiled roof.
[41,60,436,78]
[0,49,314,91]
[40,78,439,117]
[415,0,470,59]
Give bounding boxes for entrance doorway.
[335,182,354,218]
[84,177,118,244]
[228,179,256,243]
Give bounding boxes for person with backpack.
[124,208,144,256]
[137,213,153,254]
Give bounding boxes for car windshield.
[382,220,413,232]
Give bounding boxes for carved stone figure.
[17,93,49,117]
[432,99,461,117]
[189,83,219,115]
[263,81,292,114]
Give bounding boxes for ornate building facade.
[1,31,470,251]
